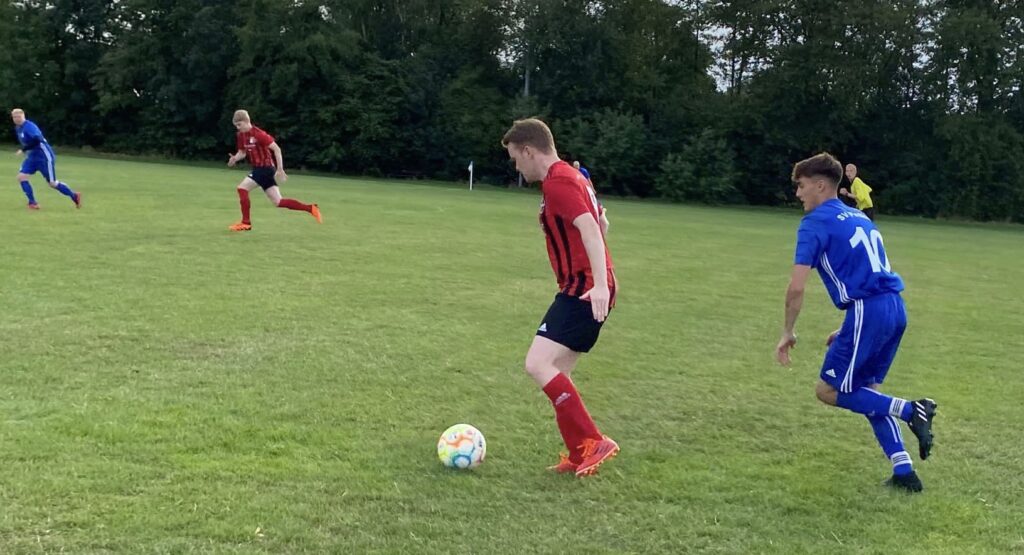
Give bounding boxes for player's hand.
[775,332,797,366]
[227,154,236,167]
[825,329,841,346]
[580,285,610,323]
[275,169,288,183]
[15,149,23,157]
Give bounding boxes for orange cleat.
[228,222,252,232]
[311,203,322,223]
[73,191,82,209]
[575,436,620,477]
[27,203,40,210]
[547,453,579,474]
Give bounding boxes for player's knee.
[47,181,59,189]
[523,356,549,380]
[815,382,838,406]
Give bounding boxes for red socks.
[237,188,251,224]
[542,373,602,463]
[239,192,311,222]
[277,198,312,212]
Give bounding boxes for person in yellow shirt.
[839,163,875,220]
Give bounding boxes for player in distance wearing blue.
[11,109,81,210]
[775,152,937,493]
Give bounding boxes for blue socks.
[837,387,913,421]
[55,182,76,200]
[20,181,36,204]
[867,415,914,475]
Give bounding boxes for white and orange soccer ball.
[437,424,486,469]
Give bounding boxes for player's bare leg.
[553,348,581,378]
[525,336,568,387]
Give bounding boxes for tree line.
[2,0,1021,222]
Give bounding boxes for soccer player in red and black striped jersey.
[226,110,321,231]
[502,118,619,477]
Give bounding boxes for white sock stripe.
[890,398,907,419]
[884,416,902,445]
[884,415,909,446]
[890,451,913,467]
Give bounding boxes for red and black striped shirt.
[236,125,276,168]
[539,161,616,304]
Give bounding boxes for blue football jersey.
[15,120,49,156]
[794,199,904,309]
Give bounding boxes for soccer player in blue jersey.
[775,152,937,493]
[11,109,81,210]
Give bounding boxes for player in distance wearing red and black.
[502,118,619,478]
[227,109,321,231]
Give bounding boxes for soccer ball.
[437,423,486,469]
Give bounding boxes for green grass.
[1,154,1022,553]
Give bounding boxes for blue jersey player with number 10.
[11,108,81,210]
[775,152,937,493]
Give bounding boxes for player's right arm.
[227,149,246,167]
[776,264,812,365]
[777,220,823,365]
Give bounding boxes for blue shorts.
[821,292,907,393]
[20,148,57,183]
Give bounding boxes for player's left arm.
[269,142,287,182]
[776,264,812,366]
[574,213,610,323]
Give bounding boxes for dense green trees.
[1,0,1020,221]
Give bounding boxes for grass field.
[1,154,1022,553]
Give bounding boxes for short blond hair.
[232,109,251,124]
[501,118,555,154]
[11,108,24,116]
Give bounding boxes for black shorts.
[248,167,278,190]
[863,207,876,221]
[536,293,606,353]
